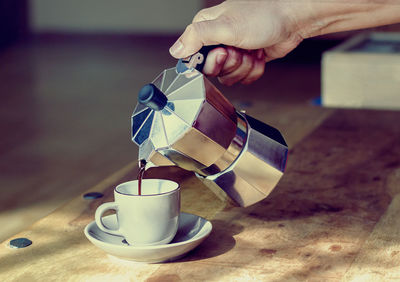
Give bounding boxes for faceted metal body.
[197,113,287,207]
[132,68,288,207]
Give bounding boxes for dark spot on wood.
[259,248,277,257]
[329,245,342,252]
[310,203,343,213]
[293,170,314,175]
[248,212,259,218]
[146,274,181,282]
[373,176,381,181]
[304,253,312,257]
[291,189,303,194]
[309,264,323,272]
[278,224,285,227]
[385,161,400,169]
[391,251,399,257]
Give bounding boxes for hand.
[169,1,304,85]
[170,0,400,86]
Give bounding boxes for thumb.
[169,18,236,58]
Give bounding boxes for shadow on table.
[174,219,243,262]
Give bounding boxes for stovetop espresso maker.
[131,46,288,207]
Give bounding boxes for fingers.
[169,5,227,58]
[203,47,266,85]
[218,53,254,86]
[203,46,242,77]
[203,46,241,77]
[202,47,228,76]
[220,47,242,75]
[241,58,266,85]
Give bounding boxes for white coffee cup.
[95,179,180,246]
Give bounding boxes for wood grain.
[1,109,400,281]
[0,34,324,242]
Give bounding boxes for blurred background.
[0,0,399,242]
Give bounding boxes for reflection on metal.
[131,108,151,141]
[149,112,168,149]
[171,127,225,168]
[133,112,154,145]
[166,99,203,126]
[160,107,189,145]
[147,150,176,169]
[152,71,164,90]
[138,139,155,162]
[197,112,287,207]
[200,113,247,175]
[160,149,207,174]
[165,69,201,95]
[132,65,288,207]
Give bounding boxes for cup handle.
[95,202,121,236]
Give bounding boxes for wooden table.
[1,104,400,281]
[0,34,325,243]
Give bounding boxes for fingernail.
[216,52,227,64]
[169,40,184,57]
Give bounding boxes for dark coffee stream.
[137,159,146,195]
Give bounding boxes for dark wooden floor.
[0,34,331,241]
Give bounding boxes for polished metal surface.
[197,112,287,207]
[171,127,226,168]
[132,68,238,167]
[145,113,247,176]
[200,112,247,175]
[147,151,176,168]
[132,67,205,147]
[132,65,288,207]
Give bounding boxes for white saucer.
[84,212,212,263]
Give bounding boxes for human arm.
[169,0,400,85]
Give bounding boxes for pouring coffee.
[131,46,288,207]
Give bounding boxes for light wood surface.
[2,34,400,281]
[1,107,400,281]
[0,34,324,242]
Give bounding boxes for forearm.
[286,0,400,38]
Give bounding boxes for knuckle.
[193,9,209,22]
[242,62,265,84]
[225,49,242,70]
[184,23,195,34]
[243,55,254,72]
[253,62,265,78]
[228,57,240,69]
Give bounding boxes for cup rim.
[115,179,180,197]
